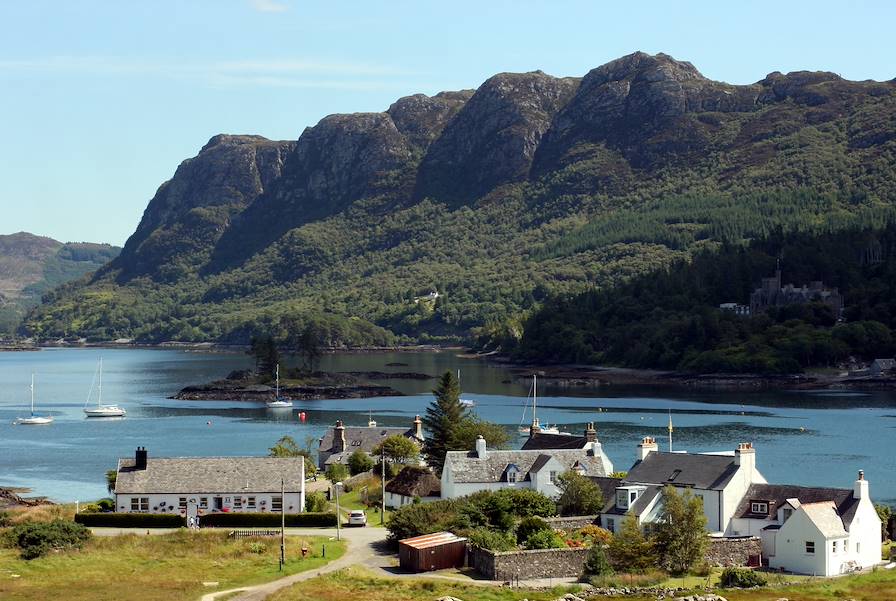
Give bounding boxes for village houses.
[317,416,425,470]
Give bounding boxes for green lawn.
[268,566,583,601]
[0,530,345,601]
[333,487,393,528]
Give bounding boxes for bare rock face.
[387,90,473,150]
[415,71,580,204]
[115,134,293,280]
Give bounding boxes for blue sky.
[1,0,894,246]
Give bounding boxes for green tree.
[584,543,613,576]
[652,485,708,575]
[325,463,349,483]
[287,322,322,374]
[422,371,468,474]
[268,435,317,477]
[105,469,117,495]
[451,416,510,451]
[607,514,654,572]
[372,434,420,465]
[875,504,892,541]
[555,471,604,516]
[347,449,374,475]
[305,490,328,512]
[248,334,279,378]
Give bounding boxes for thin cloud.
[249,0,288,13]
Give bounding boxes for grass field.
[268,567,583,601]
[0,530,345,601]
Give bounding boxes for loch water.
[1,348,894,504]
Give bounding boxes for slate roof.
[589,475,623,511]
[444,449,608,484]
[602,485,662,516]
[802,501,849,538]
[522,433,590,451]
[319,425,419,454]
[385,466,441,498]
[625,452,740,490]
[735,483,859,526]
[115,457,304,494]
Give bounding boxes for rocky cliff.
[23,52,896,343]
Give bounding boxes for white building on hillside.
[730,472,881,576]
[441,435,613,499]
[114,447,305,515]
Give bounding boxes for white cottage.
[599,438,766,535]
[730,472,881,576]
[114,447,305,515]
[441,436,613,499]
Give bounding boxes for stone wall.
[705,536,761,567]
[544,515,599,530]
[469,546,590,580]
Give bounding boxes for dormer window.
[508,471,518,483]
[351,440,361,446]
[616,490,629,509]
[504,464,521,483]
[751,501,769,514]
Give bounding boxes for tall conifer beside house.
[422,371,468,475]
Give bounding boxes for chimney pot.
[475,435,487,459]
[135,446,148,470]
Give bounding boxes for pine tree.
[422,371,467,474]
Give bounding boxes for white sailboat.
[83,358,126,417]
[457,369,475,407]
[518,374,561,436]
[266,364,292,408]
[15,374,54,425]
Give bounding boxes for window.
[668,469,682,481]
[832,540,838,553]
[549,470,558,484]
[616,490,630,509]
[508,471,517,483]
[247,496,256,509]
[751,502,769,514]
[351,440,361,446]
[233,496,243,509]
[629,491,638,503]
[605,518,615,533]
[782,507,793,522]
[130,497,140,511]
[271,496,283,512]
[805,541,815,554]
[856,542,861,554]
[179,497,187,509]
[130,497,149,512]
[199,497,208,509]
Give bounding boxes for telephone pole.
[279,477,286,570]
[381,445,386,525]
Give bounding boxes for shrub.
[325,464,349,483]
[516,516,552,545]
[348,450,374,475]
[608,514,654,572]
[555,471,604,516]
[578,524,613,546]
[589,569,667,589]
[96,498,115,512]
[247,541,268,554]
[584,544,613,576]
[466,527,517,551]
[74,513,185,528]
[719,567,767,588]
[198,512,337,528]
[386,499,467,544]
[305,491,328,513]
[80,504,102,514]
[0,511,11,527]
[523,529,565,550]
[12,520,91,559]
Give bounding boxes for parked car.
[347,509,367,526]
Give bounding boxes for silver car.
[347,509,367,526]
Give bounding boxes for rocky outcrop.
[416,71,579,203]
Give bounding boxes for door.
[213,497,223,511]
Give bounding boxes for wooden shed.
[398,532,467,572]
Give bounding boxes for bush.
[578,524,613,546]
[325,464,349,483]
[523,529,565,550]
[12,520,91,559]
[516,516,552,545]
[97,498,115,512]
[198,512,337,527]
[0,511,11,527]
[589,569,667,589]
[305,491,328,513]
[584,543,613,576]
[74,513,185,528]
[719,567,767,588]
[348,450,374,475]
[555,471,604,516]
[466,527,517,551]
[247,541,267,554]
[386,499,467,544]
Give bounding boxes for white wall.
[385,491,438,509]
[116,491,305,515]
[848,496,883,569]
[721,463,767,535]
[770,509,828,575]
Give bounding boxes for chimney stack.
[585,422,597,443]
[637,436,658,461]
[475,435,487,459]
[854,469,869,500]
[529,418,541,438]
[333,420,347,453]
[135,446,148,470]
[413,415,423,440]
[735,442,756,479]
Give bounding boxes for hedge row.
[74,513,186,528]
[199,512,337,527]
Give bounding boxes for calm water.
[1,348,894,504]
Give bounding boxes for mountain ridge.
[23,51,896,344]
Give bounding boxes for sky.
[1,0,894,246]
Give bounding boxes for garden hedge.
[74,513,186,528]
[197,512,337,527]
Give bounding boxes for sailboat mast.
[98,358,103,407]
[31,373,35,416]
[275,364,280,398]
[533,374,537,424]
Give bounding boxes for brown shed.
[398,531,467,572]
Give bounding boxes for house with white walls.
[318,416,425,470]
[599,437,766,535]
[729,472,882,575]
[441,435,613,499]
[114,447,305,516]
[385,466,441,508]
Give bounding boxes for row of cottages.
[440,425,614,499]
[317,416,425,470]
[114,447,306,515]
[592,437,881,576]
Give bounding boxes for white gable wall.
[770,508,832,576]
[848,495,883,569]
[721,463,767,535]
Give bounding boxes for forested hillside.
[0,233,119,335]
[22,52,896,344]
[509,224,896,373]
